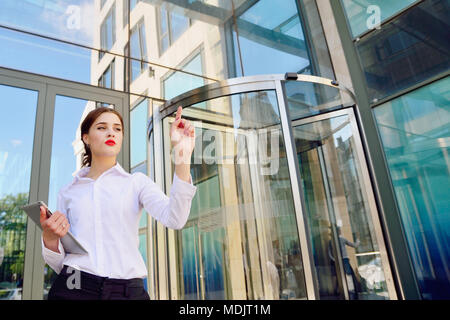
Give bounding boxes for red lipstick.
[105,139,115,146]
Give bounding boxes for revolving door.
[152,74,397,300]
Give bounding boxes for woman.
[39,106,197,300]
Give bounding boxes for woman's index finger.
[176,106,182,120]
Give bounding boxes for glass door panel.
[43,94,122,299]
[167,90,308,300]
[293,109,392,300]
[0,84,38,300]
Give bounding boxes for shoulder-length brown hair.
[81,107,124,168]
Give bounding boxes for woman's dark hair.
[81,107,124,168]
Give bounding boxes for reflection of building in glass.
[0,0,448,301]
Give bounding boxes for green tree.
[0,192,28,287]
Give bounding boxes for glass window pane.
[130,99,148,168]
[170,11,189,42]
[99,60,114,89]
[0,84,38,300]
[160,7,168,35]
[374,76,450,300]
[0,27,91,84]
[131,60,141,82]
[240,0,301,36]
[161,34,169,53]
[139,23,147,60]
[284,81,353,120]
[163,54,204,101]
[130,25,140,59]
[1,0,122,56]
[356,0,450,103]
[341,0,418,37]
[130,21,146,81]
[234,0,311,77]
[103,4,116,51]
[0,0,96,49]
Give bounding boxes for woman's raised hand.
[170,106,195,165]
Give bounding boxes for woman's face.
[82,112,123,160]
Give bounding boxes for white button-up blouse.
[41,162,197,279]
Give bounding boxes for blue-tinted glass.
[234,0,310,77]
[0,27,90,84]
[374,76,450,300]
[99,62,113,88]
[170,11,189,42]
[0,0,95,48]
[181,226,198,299]
[139,23,147,60]
[341,0,418,37]
[104,65,111,88]
[130,22,146,81]
[160,7,168,35]
[105,5,115,50]
[184,54,203,75]
[161,34,169,53]
[0,85,37,300]
[130,27,140,59]
[284,81,350,120]
[356,0,450,103]
[182,175,224,299]
[240,0,303,39]
[102,13,110,51]
[131,60,141,82]
[130,99,148,168]
[164,54,204,101]
[130,26,141,82]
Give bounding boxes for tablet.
[21,201,88,255]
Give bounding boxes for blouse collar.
[74,162,130,182]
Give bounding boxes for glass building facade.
[0,0,448,300]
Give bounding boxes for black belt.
[60,265,144,299]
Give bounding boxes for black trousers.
[48,265,150,300]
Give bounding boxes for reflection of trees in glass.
[0,192,28,288]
